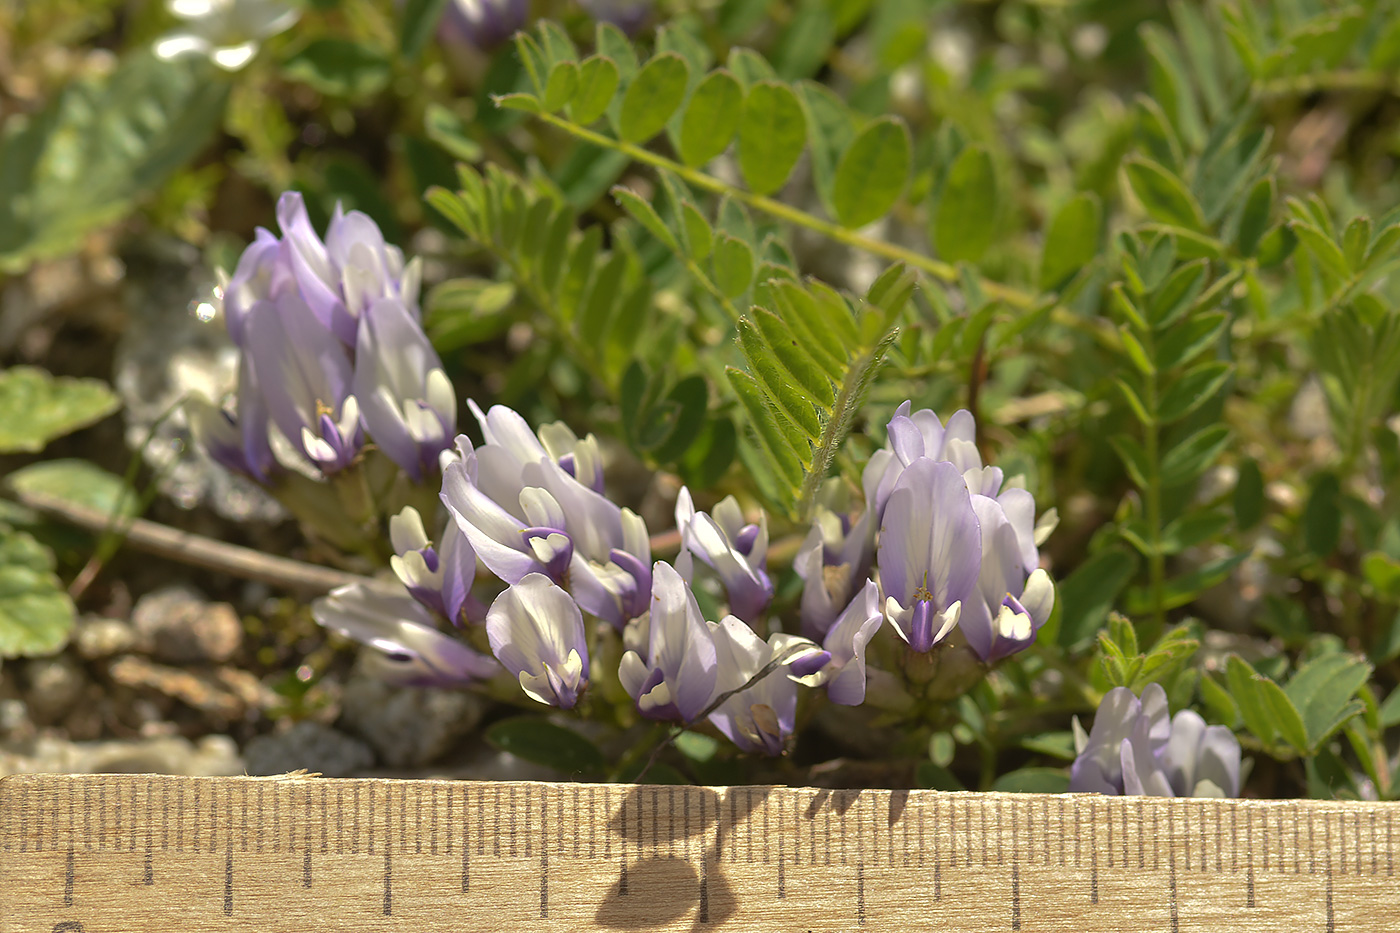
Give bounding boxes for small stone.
[73,615,139,659]
[132,585,243,664]
[23,654,87,725]
[108,656,271,723]
[0,734,243,777]
[339,667,484,769]
[243,721,375,777]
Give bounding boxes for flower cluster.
[191,192,454,486]
[1069,684,1242,797]
[307,395,1058,755]
[200,203,1070,758]
[798,402,1055,665]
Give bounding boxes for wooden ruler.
[1,773,1397,931]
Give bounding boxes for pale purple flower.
[243,291,363,474]
[959,495,1055,662]
[389,506,483,626]
[354,297,456,481]
[878,401,1042,574]
[794,476,881,640]
[1069,684,1242,797]
[486,573,589,708]
[707,619,825,756]
[276,192,421,345]
[876,458,981,653]
[675,487,772,623]
[440,0,529,49]
[187,353,278,483]
[618,561,718,723]
[790,580,884,706]
[312,581,498,687]
[468,400,605,493]
[443,406,651,627]
[221,227,284,347]
[441,435,573,581]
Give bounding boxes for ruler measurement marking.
[1168,850,1178,933]
[1074,797,1081,869]
[368,782,377,856]
[540,786,549,919]
[652,786,660,855]
[838,792,846,867]
[1371,810,1377,874]
[1326,855,1335,933]
[671,786,679,860]
[1248,806,1260,902]
[523,785,530,859]
[856,860,866,926]
[7,778,1400,931]
[144,780,154,884]
[1228,804,1236,872]
[980,799,988,867]
[619,788,629,897]
[478,785,486,857]
[778,827,785,899]
[791,791,800,867]
[1262,802,1269,871]
[430,784,438,855]
[1135,798,1145,869]
[383,851,392,916]
[1011,862,1020,931]
[351,783,360,854]
[1105,796,1112,868]
[1294,802,1302,874]
[557,787,564,860]
[493,786,501,858]
[1009,797,1016,869]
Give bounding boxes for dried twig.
[11,488,370,595]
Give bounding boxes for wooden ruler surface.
[1,773,1397,931]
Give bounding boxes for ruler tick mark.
[934,856,941,901]
[1136,799,1145,869]
[856,862,865,926]
[700,848,711,921]
[303,849,311,888]
[64,847,74,906]
[778,834,785,899]
[1168,855,1178,933]
[1011,863,1020,931]
[1326,859,1335,933]
[224,845,233,916]
[383,851,392,916]
[1246,864,1254,907]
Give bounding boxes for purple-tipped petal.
[485,574,589,708]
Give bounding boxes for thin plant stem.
[529,111,1040,311]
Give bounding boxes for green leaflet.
[831,117,912,229]
[1040,193,1102,292]
[0,367,120,454]
[678,70,744,167]
[737,82,807,196]
[618,52,690,143]
[933,145,996,263]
